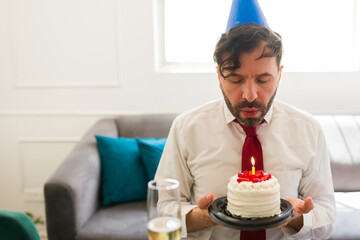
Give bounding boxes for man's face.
[217,42,283,127]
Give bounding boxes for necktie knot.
[240,125,257,137]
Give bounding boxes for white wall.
[1,0,360,238]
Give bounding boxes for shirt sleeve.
[155,117,212,239]
[282,126,336,239]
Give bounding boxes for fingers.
[302,197,314,213]
[186,193,217,231]
[286,197,314,214]
[197,193,214,209]
[276,196,314,230]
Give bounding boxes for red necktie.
[238,122,266,240]
[240,123,264,172]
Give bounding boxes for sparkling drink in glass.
[147,179,181,240]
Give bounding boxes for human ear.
[278,65,284,83]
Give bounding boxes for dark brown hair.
[214,23,283,78]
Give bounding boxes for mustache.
[234,100,265,109]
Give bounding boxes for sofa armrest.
[44,119,118,240]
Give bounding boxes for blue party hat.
[226,0,268,31]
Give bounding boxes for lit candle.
[251,157,255,175]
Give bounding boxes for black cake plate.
[208,197,294,230]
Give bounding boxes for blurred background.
[0,0,359,238]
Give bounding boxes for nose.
[242,81,258,102]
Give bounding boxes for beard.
[222,89,277,127]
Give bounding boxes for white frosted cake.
[227,170,281,218]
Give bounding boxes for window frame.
[154,0,360,73]
[152,0,360,114]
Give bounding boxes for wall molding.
[0,110,178,117]
[18,137,80,203]
[9,0,123,89]
[14,82,123,89]
[18,137,81,143]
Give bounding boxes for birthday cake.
[227,170,281,218]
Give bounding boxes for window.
[158,0,360,72]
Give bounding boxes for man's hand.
[276,197,314,231]
[186,193,218,232]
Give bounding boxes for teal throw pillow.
[95,135,148,206]
[136,138,167,181]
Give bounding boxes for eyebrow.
[224,72,245,78]
[224,72,274,78]
[256,72,274,78]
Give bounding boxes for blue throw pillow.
[136,138,167,181]
[95,135,148,206]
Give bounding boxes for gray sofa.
[44,114,360,240]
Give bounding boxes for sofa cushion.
[115,114,177,138]
[95,135,148,205]
[136,138,166,181]
[75,201,147,240]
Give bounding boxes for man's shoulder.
[273,100,321,129]
[173,99,224,126]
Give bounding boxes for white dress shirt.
[155,98,335,240]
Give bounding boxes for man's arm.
[281,126,336,239]
[155,117,214,238]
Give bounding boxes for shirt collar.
[223,99,274,125]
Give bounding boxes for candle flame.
[251,157,255,166]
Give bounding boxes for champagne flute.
[147,178,181,240]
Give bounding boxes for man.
[155,23,335,240]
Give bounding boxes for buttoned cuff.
[181,204,197,238]
[281,212,313,239]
